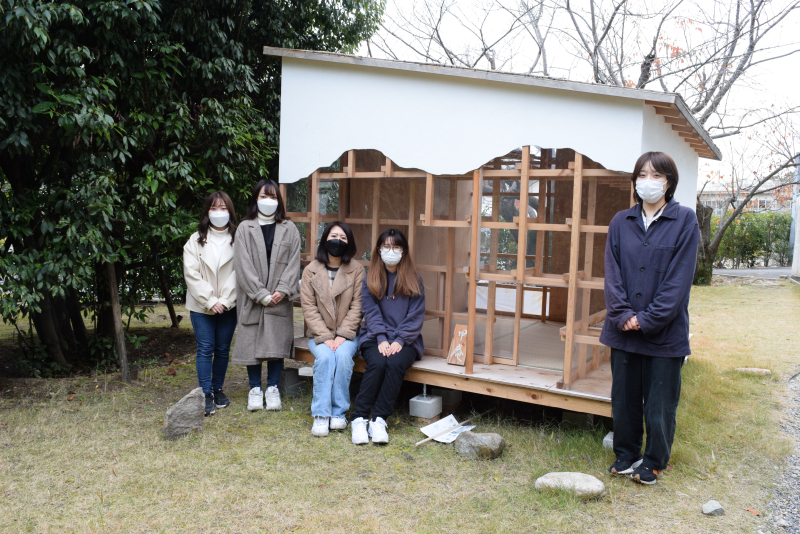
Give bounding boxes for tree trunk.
[693,203,715,285]
[155,255,179,328]
[53,295,78,359]
[105,261,130,383]
[65,289,89,349]
[33,293,69,368]
[95,262,115,339]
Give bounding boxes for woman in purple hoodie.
[350,229,425,445]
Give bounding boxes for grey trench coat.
[230,219,301,365]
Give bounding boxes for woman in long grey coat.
[231,179,301,412]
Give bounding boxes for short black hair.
[315,221,357,264]
[631,152,679,204]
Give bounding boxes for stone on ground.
[534,472,605,499]
[701,500,725,516]
[735,367,771,376]
[163,387,205,440]
[602,431,614,450]
[453,431,505,459]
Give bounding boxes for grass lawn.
[0,280,798,533]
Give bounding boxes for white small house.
[265,46,721,416]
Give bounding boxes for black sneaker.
[608,458,643,475]
[204,392,216,416]
[214,390,231,409]
[630,464,662,485]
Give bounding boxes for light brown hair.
[366,228,421,298]
[631,152,679,203]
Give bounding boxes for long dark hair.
[197,191,237,246]
[631,152,679,204]
[366,228,421,298]
[244,179,288,222]
[315,221,357,265]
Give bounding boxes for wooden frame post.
[425,173,434,225]
[466,169,482,375]
[576,176,597,379]
[484,173,500,365]
[442,178,457,359]
[561,153,584,389]
[512,146,531,366]
[309,170,320,254]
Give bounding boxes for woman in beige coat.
[231,179,301,412]
[300,221,365,437]
[183,191,238,417]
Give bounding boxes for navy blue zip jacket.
[358,270,426,360]
[599,199,699,357]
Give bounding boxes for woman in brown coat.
[231,179,301,412]
[300,221,365,437]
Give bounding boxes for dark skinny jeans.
[351,340,417,421]
[610,348,683,471]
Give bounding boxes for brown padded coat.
[300,259,365,344]
[230,219,301,365]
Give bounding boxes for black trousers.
[610,348,683,471]
[351,340,417,421]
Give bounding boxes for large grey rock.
[735,367,771,376]
[702,500,725,516]
[453,431,506,459]
[534,472,605,499]
[163,387,205,440]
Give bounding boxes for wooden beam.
[371,177,381,250]
[577,177,597,380]
[513,146,531,366]
[425,173,434,225]
[655,107,683,118]
[407,181,417,255]
[466,169,481,375]
[442,177,458,359]
[562,153,584,390]
[309,171,320,255]
[485,174,500,365]
[644,99,674,108]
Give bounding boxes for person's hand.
[332,336,346,351]
[378,341,391,357]
[211,303,225,314]
[324,339,337,350]
[267,291,284,306]
[387,342,403,356]
[622,316,640,331]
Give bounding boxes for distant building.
[698,180,792,215]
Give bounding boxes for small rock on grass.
[163,387,204,440]
[735,367,771,376]
[534,472,605,499]
[702,500,725,516]
[453,431,506,459]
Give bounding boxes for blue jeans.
[308,336,359,418]
[190,309,237,394]
[247,359,284,389]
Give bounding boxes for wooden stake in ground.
[105,261,130,383]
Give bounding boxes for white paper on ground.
[420,414,476,444]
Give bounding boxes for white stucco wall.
[278,58,648,183]
[640,104,700,211]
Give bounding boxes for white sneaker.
[247,387,264,411]
[265,386,281,411]
[368,417,389,444]
[312,416,330,437]
[330,416,348,430]
[351,417,369,445]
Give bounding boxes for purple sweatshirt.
[358,270,426,360]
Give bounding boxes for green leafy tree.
[0,0,383,375]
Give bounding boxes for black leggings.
[351,340,417,421]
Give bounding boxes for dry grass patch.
[0,282,798,533]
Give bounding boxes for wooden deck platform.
[292,338,612,417]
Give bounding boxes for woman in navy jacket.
[600,151,699,485]
[350,228,425,446]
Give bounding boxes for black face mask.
[325,238,347,258]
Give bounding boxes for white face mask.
[636,180,667,204]
[380,249,403,266]
[208,211,230,228]
[257,198,278,216]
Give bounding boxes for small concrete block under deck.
[409,394,442,420]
